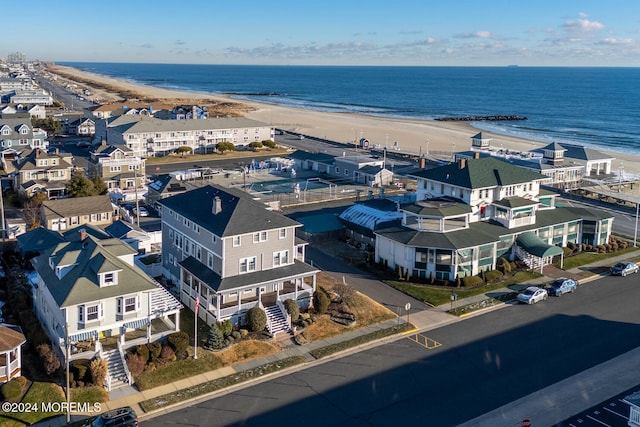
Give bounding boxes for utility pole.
[65,322,70,424]
[134,169,139,227]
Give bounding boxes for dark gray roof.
[180,256,318,293]
[158,185,300,237]
[401,198,472,217]
[411,157,548,189]
[288,150,335,163]
[16,227,66,255]
[105,220,139,239]
[376,206,613,250]
[42,195,113,220]
[62,224,111,241]
[359,165,385,175]
[492,197,539,209]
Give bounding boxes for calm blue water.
[60,63,640,156]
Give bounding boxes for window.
[239,256,257,273]
[233,235,241,247]
[124,297,137,313]
[279,228,286,239]
[253,232,267,243]
[102,271,117,286]
[273,250,289,267]
[207,252,214,269]
[86,305,99,321]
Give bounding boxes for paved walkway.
[36,251,638,426]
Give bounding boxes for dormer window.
[100,271,119,286]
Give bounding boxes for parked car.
[90,406,138,427]
[133,207,149,217]
[547,278,577,296]
[517,286,548,304]
[610,261,639,277]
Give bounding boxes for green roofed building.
[374,157,613,280]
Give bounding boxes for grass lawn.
[0,381,65,426]
[553,246,640,270]
[145,148,288,165]
[386,270,543,307]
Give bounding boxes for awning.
[123,318,149,330]
[69,330,98,343]
[516,232,564,258]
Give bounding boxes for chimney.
[473,152,480,159]
[458,158,466,169]
[55,148,59,155]
[79,228,88,242]
[213,196,222,215]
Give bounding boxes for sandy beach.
[43,63,640,175]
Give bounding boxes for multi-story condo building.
[375,156,614,280]
[159,185,318,335]
[99,115,273,157]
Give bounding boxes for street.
[141,268,640,426]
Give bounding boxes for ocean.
[60,63,640,156]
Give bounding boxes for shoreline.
[42,63,640,175]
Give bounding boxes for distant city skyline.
[4,0,640,66]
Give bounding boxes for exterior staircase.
[104,349,129,390]
[264,305,291,337]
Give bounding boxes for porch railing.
[276,299,291,330]
[118,345,133,386]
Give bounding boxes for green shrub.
[147,342,162,362]
[461,276,484,287]
[563,247,573,257]
[136,344,150,363]
[217,319,233,337]
[263,139,277,148]
[231,330,241,340]
[203,326,225,351]
[484,270,504,282]
[496,257,511,274]
[283,299,300,322]
[1,379,23,401]
[313,288,330,315]
[14,376,27,388]
[246,307,267,332]
[167,331,190,355]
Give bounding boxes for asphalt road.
[141,272,640,427]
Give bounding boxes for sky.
[4,0,640,66]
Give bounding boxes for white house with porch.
[31,227,181,390]
[0,324,26,384]
[375,157,614,281]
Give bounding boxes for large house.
[159,185,318,335]
[31,227,182,388]
[458,133,615,190]
[87,142,146,197]
[40,195,115,231]
[12,148,74,198]
[0,116,48,159]
[375,156,614,280]
[97,115,273,157]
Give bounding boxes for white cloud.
[563,13,604,33]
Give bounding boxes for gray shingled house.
[159,185,318,336]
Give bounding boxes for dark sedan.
[610,261,639,277]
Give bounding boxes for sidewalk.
[35,251,638,426]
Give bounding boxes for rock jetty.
[435,115,527,122]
